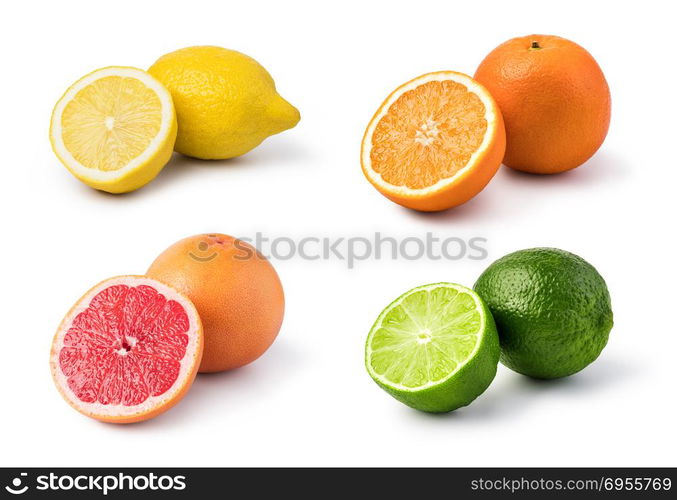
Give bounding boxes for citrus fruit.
[146,234,284,373]
[361,71,506,212]
[50,276,203,423]
[474,248,613,379]
[148,46,300,159]
[474,35,611,174]
[365,283,499,413]
[50,67,177,193]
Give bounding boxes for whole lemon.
[149,46,300,159]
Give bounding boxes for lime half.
[365,283,500,413]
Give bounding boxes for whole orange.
[147,234,284,373]
[474,35,610,174]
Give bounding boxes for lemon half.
[50,66,177,193]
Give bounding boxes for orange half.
[361,71,506,211]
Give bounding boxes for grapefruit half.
[50,276,203,423]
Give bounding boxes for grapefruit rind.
[50,276,203,423]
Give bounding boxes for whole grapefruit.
[474,34,611,174]
[147,234,284,373]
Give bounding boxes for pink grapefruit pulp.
[50,276,203,423]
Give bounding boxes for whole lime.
[474,248,613,379]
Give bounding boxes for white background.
[1,0,675,467]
